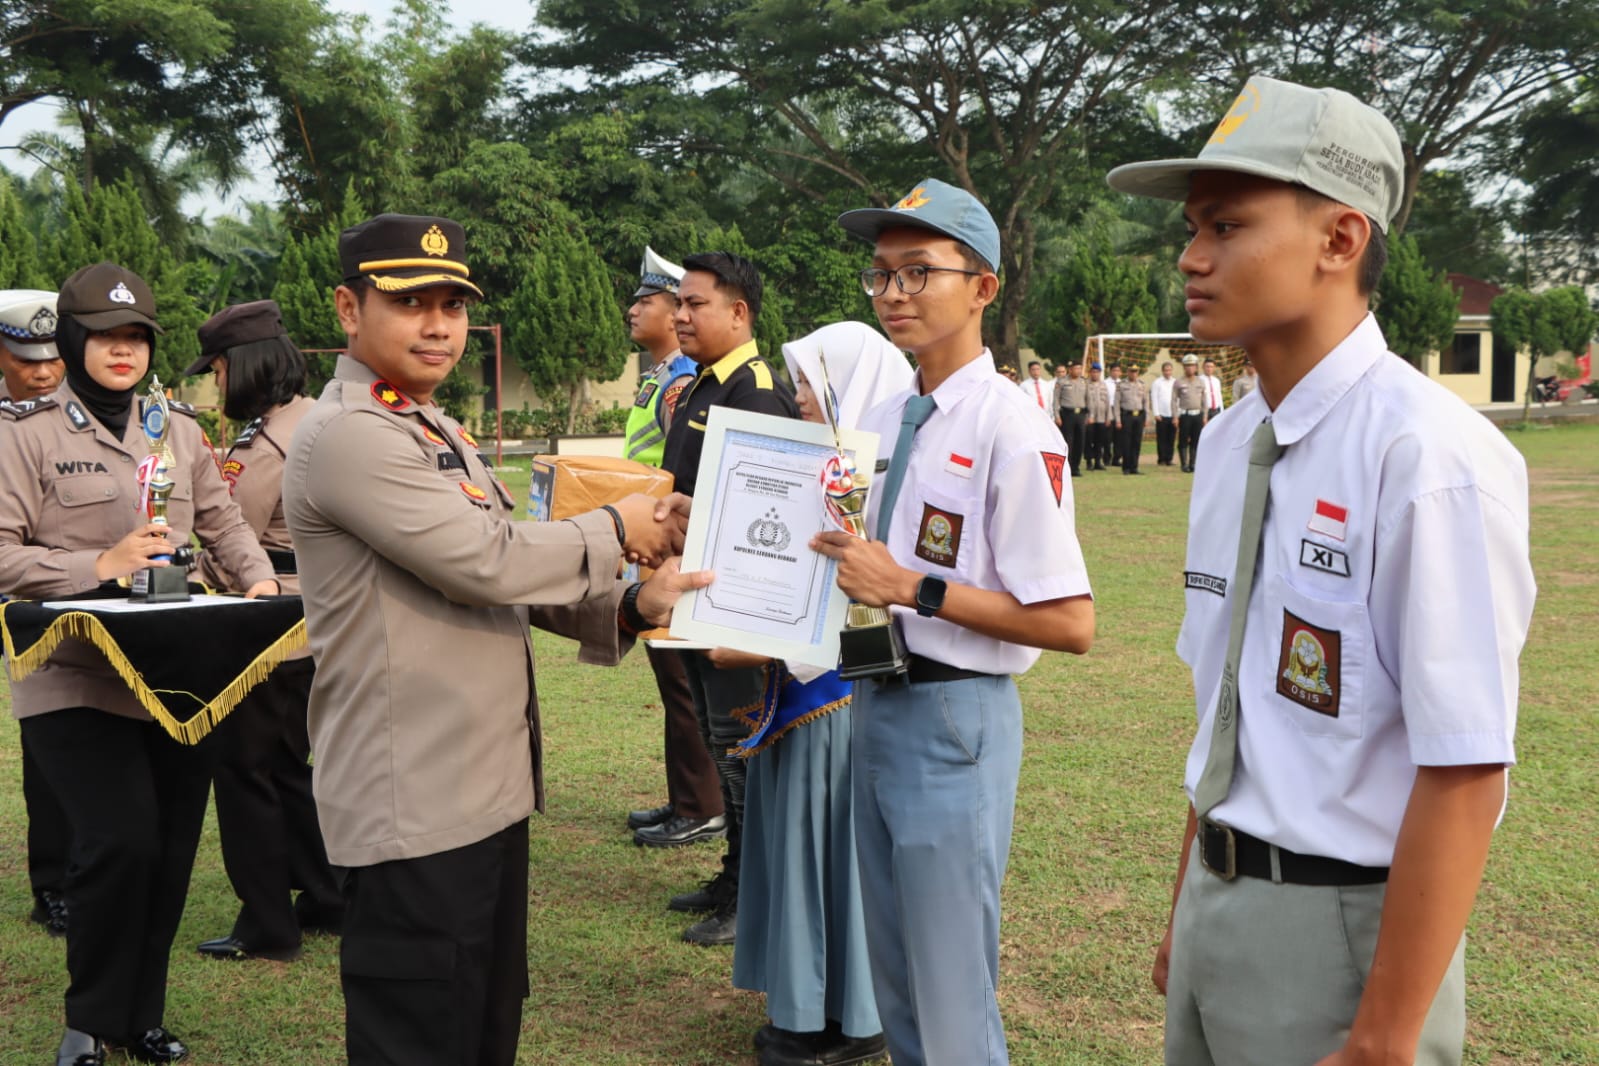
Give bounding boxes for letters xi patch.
[1299,539,1351,577]
[1277,609,1341,717]
[915,502,963,568]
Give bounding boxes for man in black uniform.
[658,252,799,945]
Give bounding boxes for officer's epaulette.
[168,399,198,417]
[233,417,263,447]
[0,397,57,420]
[747,359,774,390]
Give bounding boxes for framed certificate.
[671,408,879,669]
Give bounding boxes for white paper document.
[671,408,879,668]
[41,594,266,613]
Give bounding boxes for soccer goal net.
[1083,334,1251,406]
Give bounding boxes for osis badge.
[914,503,963,568]
[1277,609,1341,716]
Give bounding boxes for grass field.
[1,423,1595,1065]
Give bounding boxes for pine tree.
[0,178,49,289]
[1374,233,1459,368]
[271,184,366,390]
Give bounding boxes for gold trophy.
[817,359,908,680]
[130,376,191,603]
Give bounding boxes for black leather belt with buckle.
[1198,819,1389,886]
[267,548,298,575]
[875,654,996,687]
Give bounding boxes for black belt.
[266,548,297,575]
[875,654,997,687]
[1199,819,1388,886]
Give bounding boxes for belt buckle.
[1198,819,1237,881]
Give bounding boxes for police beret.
[339,214,484,299]
[57,262,163,334]
[0,289,60,362]
[185,300,288,376]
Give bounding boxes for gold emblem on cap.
[893,187,930,211]
[421,225,450,257]
[1208,83,1262,145]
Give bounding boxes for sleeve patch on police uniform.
[1040,451,1066,505]
[1277,610,1341,716]
[1185,571,1226,597]
[460,481,488,501]
[634,380,660,409]
[915,503,963,568]
[371,380,411,410]
[221,458,244,490]
[1299,539,1351,578]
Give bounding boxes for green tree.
[1404,170,1511,283]
[1029,232,1159,364]
[0,173,50,288]
[503,220,628,433]
[1374,233,1460,368]
[271,185,365,388]
[1490,285,1598,422]
[1508,81,1599,286]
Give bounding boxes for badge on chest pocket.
[1277,610,1341,716]
[915,502,964,568]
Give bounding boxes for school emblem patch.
[460,481,488,502]
[1277,610,1341,716]
[1041,451,1066,505]
[371,381,410,411]
[915,503,963,568]
[221,458,244,490]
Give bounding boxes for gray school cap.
[838,178,1002,272]
[1106,76,1405,232]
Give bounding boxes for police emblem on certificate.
[671,408,879,668]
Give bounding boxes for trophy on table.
[816,358,909,681]
[130,376,191,603]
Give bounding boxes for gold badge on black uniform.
[915,503,963,568]
[1277,610,1341,716]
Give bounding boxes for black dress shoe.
[682,900,737,946]
[668,869,733,913]
[56,1028,104,1066]
[634,813,727,848]
[760,1029,887,1065]
[110,1027,187,1064]
[31,889,68,936]
[626,803,674,831]
[196,934,301,962]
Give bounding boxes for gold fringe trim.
[735,694,851,758]
[1,602,307,745]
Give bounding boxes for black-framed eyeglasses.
[859,264,983,297]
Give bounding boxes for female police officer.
[0,263,275,1066]
[186,300,344,963]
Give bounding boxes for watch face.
[917,576,947,615]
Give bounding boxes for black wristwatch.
[620,581,651,633]
[914,575,947,618]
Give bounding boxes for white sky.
[1,0,537,216]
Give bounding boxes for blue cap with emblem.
[837,178,1002,274]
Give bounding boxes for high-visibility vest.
[623,353,698,466]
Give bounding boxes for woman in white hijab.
[718,321,911,1066]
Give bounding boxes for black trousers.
[1107,413,1121,465]
[341,820,530,1066]
[1059,409,1085,475]
[21,726,70,898]
[1178,413,1205,469]
[1155,416,1176,465]
[211,657,342,949]
[647,644,724,820]
[1086,423,1110,468]
[1120,413,1146,472]
[682,654,765,883]
[21,707,214,1037]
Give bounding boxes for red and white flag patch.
[1307,499,1348,541]
[945,452,974,479]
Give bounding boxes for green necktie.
[874,394,937,540]
[1193,420,1285,818]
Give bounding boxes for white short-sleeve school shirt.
[1176,315,1534,866]
[861,350,1093,676]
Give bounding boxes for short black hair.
[1294,187,1389,295]
[1028,360,1041,369]
[682,251,762,322]
[220,335,307,422]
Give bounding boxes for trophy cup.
[130,377,191,603]
[815,357,908,681]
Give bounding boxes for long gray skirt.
[733,705,881,1038]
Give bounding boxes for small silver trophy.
[130,376,190,603]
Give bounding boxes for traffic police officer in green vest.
[623,247,698,466]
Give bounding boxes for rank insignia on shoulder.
[371,380,411,411]
[0,397,57,419]
[64,401,89,428]
[169,399,197,417]
[460,480,488,501]
[634,380,660,408]
[234,418,263,447]
[422,426,448,446]
[457,426,478,448]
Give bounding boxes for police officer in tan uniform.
[0,289,73,937]
[1173,354,1208,472]
[1084,362,1111,470]
[1115,364,1148,475]
[281,214,692,1066]
[1054,361,1088,477]
[184,301,344,963]
[0,263,276,1066]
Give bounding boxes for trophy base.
[130,564,190,604]
[837,620,910,681]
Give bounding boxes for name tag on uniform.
[945,452,974,478]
